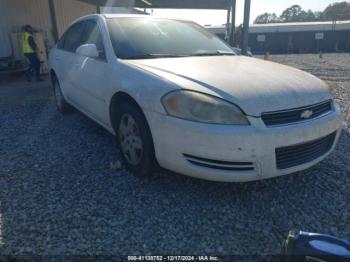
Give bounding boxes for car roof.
[70,13,195,29]
[102,13,150,19]
[76,13,193,22]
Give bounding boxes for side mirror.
[76,44,99,58]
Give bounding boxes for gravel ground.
[0,54,349,259]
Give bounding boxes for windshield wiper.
[190,51,236,57]
[123,54,190,59]
[123,51,236,59]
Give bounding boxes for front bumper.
[144,106,343,182]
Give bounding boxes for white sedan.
[49,14,343,182]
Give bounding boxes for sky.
[146,0,345,26]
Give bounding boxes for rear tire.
[53,79,71,114]
[115,103,156,177]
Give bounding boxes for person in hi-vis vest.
[22,25,43,82]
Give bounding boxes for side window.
[62,22,85,52]
[57,34,65,49]
[81,20,106,60]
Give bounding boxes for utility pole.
[242,0,251,55]
[226,6,231,43]
[48,0,59,42]
[229,0,236,47]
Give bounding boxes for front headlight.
[161,90,249,125]
[322,80,331,91]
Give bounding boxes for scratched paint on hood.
[127,56,331,116]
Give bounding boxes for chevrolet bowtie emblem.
[301,110,313,119]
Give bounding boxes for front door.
[70,19,112,126]
[53,21,85,102]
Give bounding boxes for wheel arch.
[50,69,57,86]
[109,91,149,134]
[109,91,157,165]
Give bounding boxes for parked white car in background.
[49,14,343,182]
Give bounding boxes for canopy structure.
[78,0,231,10]
[49,0,250,54]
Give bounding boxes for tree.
[322,1,350,21]
[254,13,280,24]
[313,11,323,21]
[280,5,308,22]
[253,2,350,24]
[304,10,317,21]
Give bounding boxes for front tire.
[53,79,71,114]
[116,103,156,177]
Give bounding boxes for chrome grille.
[275,132,336,170]
[262,100,332,126]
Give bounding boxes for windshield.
[106,17,235,59]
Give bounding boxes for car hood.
[126,56,331,116]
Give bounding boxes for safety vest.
[22,32,35,54]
